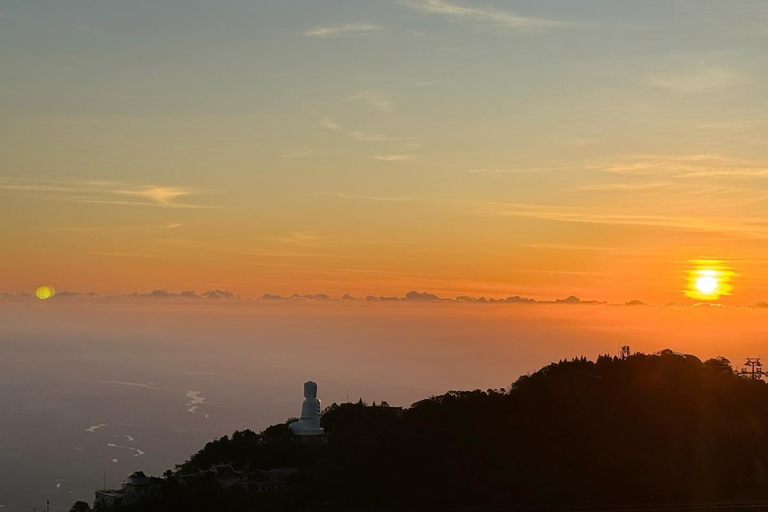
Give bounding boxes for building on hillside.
[176,465,298,492]
[243,468,299,492]
[210,464,243,489]
[94,471,161,510]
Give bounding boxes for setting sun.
[695,272,719,294]
[685,262,734,301]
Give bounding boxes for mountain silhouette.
[113,351,768,511]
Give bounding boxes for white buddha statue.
[288,381,325,436]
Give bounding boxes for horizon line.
[3,289,768,310]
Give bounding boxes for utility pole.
[739,357,765,380]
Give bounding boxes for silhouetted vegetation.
[126,351,768,511]
[70,501,92,512]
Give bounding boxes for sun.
[685,261,733,301]
[35,285,56,300]
[695,272,719,294]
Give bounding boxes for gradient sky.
[3,0,768,304]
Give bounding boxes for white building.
[94,471,160,510]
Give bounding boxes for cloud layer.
[3,289,766,309]
[0,178,215,209]
[305,23,382,39]
[402,0,565,30]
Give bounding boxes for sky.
[3,0,768,305]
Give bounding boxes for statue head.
[303,381,318,399]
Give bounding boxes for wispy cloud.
[478,202,765,237]
[51,223,182,232]
[348,91,393,112]
[467,168,511,175]
[0,178,215,209]
[650,67,744,94]
[320,117,394,142]
[523,243,617,252]
[372,154,416,161]
[44,249,153,258]
[337,193,420,202]
[579,182,671,191]
[467,166,568,175]
[50,197,217,209]
[402,0,565,30]
[305,23,382,38]
[0,180,108,194]
[115,186,190,204]
[281,147,315,159]
[597,154,768,179]
[237,250,354,260]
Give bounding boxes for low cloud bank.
[262,293,330,301]
[0,289,242,302]
[254,291,739,309]
[1,289,765,309]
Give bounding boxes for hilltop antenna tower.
[620,346,631,360]
[739,357,765,380]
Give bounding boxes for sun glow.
[35,285,55,300]
[685,261,734,301]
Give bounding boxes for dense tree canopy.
[70,501,92,512]
[129,351,768,511]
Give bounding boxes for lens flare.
[35,285,56,300]
[685,261,733,301]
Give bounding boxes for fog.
[1,300,766,510]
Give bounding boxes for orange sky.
[3,1,768,306]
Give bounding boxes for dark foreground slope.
[131,351,768,511]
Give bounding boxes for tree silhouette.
[95,350,768,512]
[69,501,91,512]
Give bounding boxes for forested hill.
[140,351,768,511]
